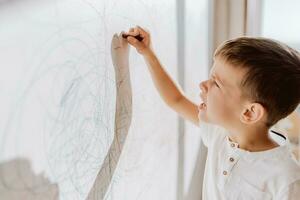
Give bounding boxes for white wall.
[0,0,209,199]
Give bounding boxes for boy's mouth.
[199,93,207,110]
[199,102,207,111]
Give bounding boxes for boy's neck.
[228,126,280,152]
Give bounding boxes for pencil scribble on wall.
[0,1,117,199]
[0,0,179,199]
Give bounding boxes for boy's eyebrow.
[214,74,225,86]
[209,67,226,87]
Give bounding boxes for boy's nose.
[199,81,208,92]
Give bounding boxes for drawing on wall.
[0,1,120,199]
[0,0,179,199]
[0,28,131,200]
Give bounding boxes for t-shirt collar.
[225,130,291,162]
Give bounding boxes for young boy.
[122,26,300,199]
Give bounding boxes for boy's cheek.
[209,100,234,123]
[206,93,233,122]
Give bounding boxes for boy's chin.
[198,113,210,123]
[198,113,219,126]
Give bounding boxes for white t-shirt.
[199,121,300,200]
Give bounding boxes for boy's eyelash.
[214,80,220,88]
[209,76,220,88]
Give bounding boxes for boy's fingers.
[127,27,139,36]
[123,28,137,38]
[136,26,148,38]
[136,26,149,38]
[127,36,142,48]
[124,26,148,41]
[131,27,140,36]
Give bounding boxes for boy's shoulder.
[272,151,300,180]
[267,132,300,179]
[268,154,300,198]
[249,143,300,187]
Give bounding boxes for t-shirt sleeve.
[198,120,226,147]
[275,180,300,200]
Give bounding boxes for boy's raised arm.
[124,26,200,126]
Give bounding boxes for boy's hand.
[124,25,153,56]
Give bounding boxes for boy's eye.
[214,80,220,88]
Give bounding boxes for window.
[261,0,300,162]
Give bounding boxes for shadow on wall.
[87,32,133,200]
[0,158,59,200]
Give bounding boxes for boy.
[121,26,300,199]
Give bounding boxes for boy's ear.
[240,102,265,125]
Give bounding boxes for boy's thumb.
[127,36,142,49]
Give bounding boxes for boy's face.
[198,56,247,129]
